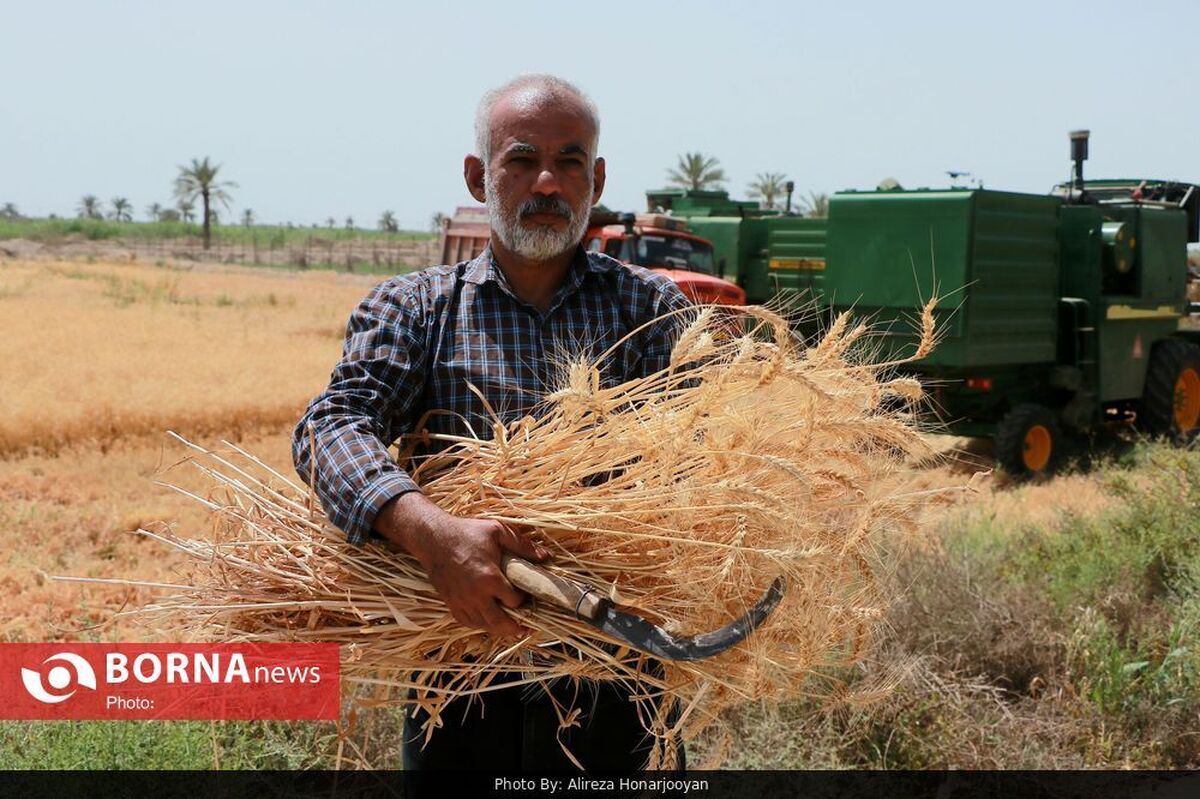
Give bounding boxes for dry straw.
[107,300,953,767]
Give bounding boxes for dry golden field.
[0,256,379,640]
[0,258,374,457]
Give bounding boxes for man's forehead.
[488,92,596,150]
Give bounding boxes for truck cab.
[584,211,745,305]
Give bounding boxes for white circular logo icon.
[21,652,97,704]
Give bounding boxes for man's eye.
[509,156,534,164]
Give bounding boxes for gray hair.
[474,74,600,164]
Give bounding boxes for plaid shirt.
[293,245,692,544]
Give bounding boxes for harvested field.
[0,431,296,641]
[0,258,374,457]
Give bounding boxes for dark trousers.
[402,672,685,772]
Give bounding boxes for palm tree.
[78,194,103,220]
[0,202,20,220]
[800,191,830,218]
[174,157,237,250]
[326,216,336,229]
[146,202,163,222]
[430,211,447,233]
[242,209,255,227]
[378,210,398,232]
[666,152,726,191]
[746,172,788,210]
[110,197,132,222]
[176,199,195,223]
[344,216,354,230]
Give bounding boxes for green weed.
[0,720,338,769]
[697,441,1200,769]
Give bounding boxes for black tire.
[1139,338,1200,442]
[994,403,1062,477]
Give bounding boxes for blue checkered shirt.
[293,245,692,544]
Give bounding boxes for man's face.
[471,93,605,262]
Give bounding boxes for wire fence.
[124,234,440,274]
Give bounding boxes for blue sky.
[2,0,1196,231]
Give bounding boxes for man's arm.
[292,279,427,544]
[637,275,695,377]
[293,277,546,637]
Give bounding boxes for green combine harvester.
[650,131,1200,475]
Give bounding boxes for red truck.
[439,207,746,306]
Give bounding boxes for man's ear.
[464,155,487,203]
[592,156,606,205]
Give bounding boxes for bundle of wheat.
[108,302,953,767]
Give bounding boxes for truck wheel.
[995,404,1061,477]
[1139,338,1200,441]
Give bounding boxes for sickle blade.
[591,577,785,661]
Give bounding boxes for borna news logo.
[20,652,98,704]
[2,643,340,720]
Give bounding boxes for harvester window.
[604,239,623,258]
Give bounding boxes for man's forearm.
[291,412,420,544]
[374,490,446,566]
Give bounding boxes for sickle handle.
[501,556,608,621]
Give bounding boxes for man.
[293,74,690,771]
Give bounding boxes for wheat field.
[0,258,375,457]
[0,256,376,639]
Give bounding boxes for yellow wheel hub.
[1173,367,1200,433]
[1022,424,1052,472]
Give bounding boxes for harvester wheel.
[1139,338,1200,441]
[995,404,1061,477]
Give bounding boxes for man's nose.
[531,166,562,195]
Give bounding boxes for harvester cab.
[643,188,827,305]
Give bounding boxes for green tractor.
[649,131,1200,475]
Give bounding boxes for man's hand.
[374,492,549,637]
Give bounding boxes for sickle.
[502,556,785,661]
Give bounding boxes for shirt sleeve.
[637,276,695,378]
[292,278,428,544]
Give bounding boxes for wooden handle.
[501,556,608,621]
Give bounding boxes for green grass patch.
[0,701,410,769]
[0,217,433,244]
[0,719,339,769]
[700,441,1200,768]
[1008,446,1200,610]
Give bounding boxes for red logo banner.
[1,643,340,720]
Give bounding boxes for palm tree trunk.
[202,190,212,250]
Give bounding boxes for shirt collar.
[461,243,618,288]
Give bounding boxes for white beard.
[486,171,592,261]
